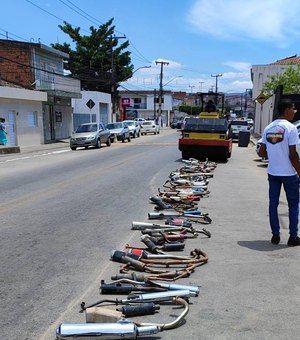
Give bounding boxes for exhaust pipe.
[148,211,181,219]
[56,322,160,339]
[121,289,197,303]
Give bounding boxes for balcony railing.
[35,73,81,98]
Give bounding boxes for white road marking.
[0,149,70,164]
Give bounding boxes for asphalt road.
[1,130,300,340]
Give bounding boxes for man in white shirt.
[259,98,300,246]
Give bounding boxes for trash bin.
[238,131,250,147]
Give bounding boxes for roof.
[0,39,69,59]
[172,91,187,99]
[119,90,172,96]
[270,55,300,65]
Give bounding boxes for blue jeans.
[268,174,299,238]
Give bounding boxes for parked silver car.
[122,120,141,138]
[106,122,131,143]
[70,122,111,150]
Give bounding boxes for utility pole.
[154,89,157,120]
[189,85,195,115]
[211,74,222,93]
[211,74,222,107]
[110,35,126,120]
[199,81,204,92]
[244,88,251,116]
[155,61,169,124]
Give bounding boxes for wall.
[0,41,33,86]
[43,98,73,142]
[252,64,290,134]
[0,98,44,146]
[72,91,112,129]
[0,86,47,146]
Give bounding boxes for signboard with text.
[122,98,134,107]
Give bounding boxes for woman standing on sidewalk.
[0,117,7,145]
[258,98,300,247]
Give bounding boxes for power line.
[127,41,152,64]
[26,0,153,74]
[0,28,31,42]
[25,0,91,35]
[57,0,151,65]
[0,54,83,88]
[58,0,100,26]
[25,0,65,23]
[59,0,126,36]
[63,0,103,24]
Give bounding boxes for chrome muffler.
[56,321,160,339]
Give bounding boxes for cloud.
[223,61,252,72]
[187,0,300,46]
[222,80,253,93]
[222,71,250,80]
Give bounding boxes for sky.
[2,0,300,94]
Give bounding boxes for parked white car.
[140,120,160,135]
[134,118,146,125]
[229,120,252,140]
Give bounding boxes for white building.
[251,55,300,134]
[0,83,47,147]
[72,91,112,130]
[119,90,174,126]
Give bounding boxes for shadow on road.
[237,240,287,252]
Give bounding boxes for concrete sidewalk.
[0,139,70,156]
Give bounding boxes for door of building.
[8,111,17,146]
[99,103,108,126]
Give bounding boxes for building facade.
[251,55,300,134]
[0,81,47,147]
[0,39,81,144]
[119,90,173,126]
[72,91,112,130]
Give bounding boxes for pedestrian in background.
[258,98,300,246]
[0,117,7,145]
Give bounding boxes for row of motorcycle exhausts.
[56,159,213,339]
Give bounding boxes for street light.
[163,75,183,87]
[121,65,151,82]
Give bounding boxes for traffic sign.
[255,92,270,105]
[86,99,95,109]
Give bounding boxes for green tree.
[178,105,202,115]
[262,65,300,95]
[51,18,133,110]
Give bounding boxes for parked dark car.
[70,122,111,150]
[171,118,184,129]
